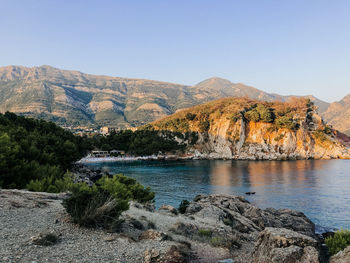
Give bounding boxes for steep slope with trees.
[148,97,350,160]
[0,112,91,189]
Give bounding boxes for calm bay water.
[86,160,350,231]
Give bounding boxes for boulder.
[252,227,320,263]
[329,245,350,263]
[186,194,316,238]
[144,249,160,263]
[71,164,108,185]
[113,216,146,240]
[159,205,178,215]
[158,245,187,263]
[31,232,59,246]
[171,222,199,237]
[139,229,170,241]
[263,208,316,237]
[130,201,156,212]
[144,245,189,263]
[185,203,202,214]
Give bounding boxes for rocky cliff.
[149,97,350,160]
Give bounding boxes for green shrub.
[210,236,225,247]
[306,98,314,109]
[63,183,129,228]
[275,116,297,130]
[225,129,237,142]
[256,104,275,123]
[178,199,190,214]
[158,118,190,132]
[62,174,154,229]
[243,105,275,123]
[98,174,155,203]
[313,130,328,142]
[198,229,212,237]
[185,113,196,121]
[210,236,232,247]
[210,235,241,248]
[27,172,75,193]
[244,109,260,122]
[325,229,350,256]
[230,112,241,122]
[198,120,210,132]
[222,217,233,226]
[274,134,285,141]
[184,132,198,145]
[324,126,332,135]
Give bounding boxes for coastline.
[75,159,350,231]
[76,154,203,163]
[76,154,350,164]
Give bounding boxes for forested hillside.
[0,112,186,190]
[0,112,91,189]
[91,129,188,156]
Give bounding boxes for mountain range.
[0,65,348,134]
[322,95,350,135]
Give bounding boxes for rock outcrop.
[133,193,324,262]
[71,164,109,185]
[186,194,316,237]
[252,227,320,263]
[159,204,178,215]
[150,97,350,160]
[0,189,330,262]
[144,245,189,263]
[329,245,350,263]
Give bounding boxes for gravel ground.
[0,190,230,263]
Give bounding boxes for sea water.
[86,159,350,231]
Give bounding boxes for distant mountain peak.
[39,64,54,68]
[193,77,235,92]
[195,77,233,86]
[206,76,231,82]
[341,94,350,102]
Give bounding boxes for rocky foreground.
[0,190,349,263]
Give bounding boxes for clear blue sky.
[1,0,349,102]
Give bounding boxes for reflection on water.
[86,160,350,230]
[206,160,322,188]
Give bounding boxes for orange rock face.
[150,97,350,160]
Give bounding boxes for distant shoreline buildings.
[90,150,126,158]
[63,125,138,137]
